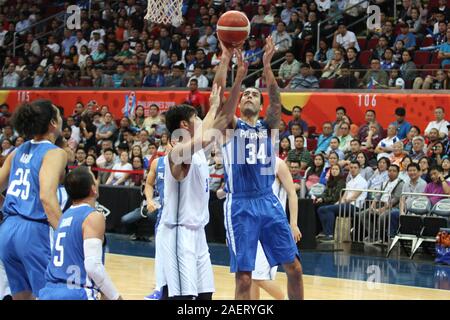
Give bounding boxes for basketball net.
[144,0,183,27]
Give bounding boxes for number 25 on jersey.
[7,168,31,200]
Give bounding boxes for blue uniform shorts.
[224,189,299,273]
[39,283,98,300]
[0,215,52,297]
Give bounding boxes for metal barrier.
[335,188,393,247]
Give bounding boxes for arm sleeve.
[84,238,120,300]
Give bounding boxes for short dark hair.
[103,148,115,154]
[395,107,406,116]
[165,104,197,135]
[149,104,159,111]
[407,163,420,171]
[331,137,340,143]
[11,100,59,138]
[389,164,400,172]
[336,106,346,114]
[378,157,391,167]
[63,125,72,133]
[429,165,443,173]
[350,160,361,168]
[292,106,302,112]
[350,139,361,145]
[366,109,376,116]
[64,166,95,200]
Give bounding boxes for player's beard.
[240,102,259,119]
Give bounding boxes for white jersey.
[160,149,210,228]
[272,157,287,210]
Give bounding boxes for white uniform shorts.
[155,224,215,297]
[0,259,11,298]
[252,241,278,281]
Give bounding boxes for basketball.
[216,11,250,48]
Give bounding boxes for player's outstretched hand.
[219,40,233,62]
[209,83,222,115]
[291,225,302,243]
[262,36,275,67]
[235,48,248,81]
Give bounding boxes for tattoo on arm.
[265,83,281,129]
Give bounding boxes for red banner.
[1,90,448,132]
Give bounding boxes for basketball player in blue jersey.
[143,155,166,300]
[157,55,247,299]
[214,37,304,299]
[39,167,122,300]
[0,100,67,300]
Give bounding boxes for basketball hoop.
[145,0,183,27]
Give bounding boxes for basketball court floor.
[105,234,450,300]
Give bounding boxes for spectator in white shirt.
[2,63,19,88]
[332,24,360,51]
[15,12,30,35]
[105,151,133,186]
[67,115,81,144]
[375,124,400,160]
[197,25,217,55]
[90,20,106,40]
[75,30,89,54]
[188,65,209,88]
[88,32,103,55]
[46,35,60,54]
[424,106,449,139]
[317,161,368,241]
[271,22,292,53]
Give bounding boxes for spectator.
[332,106,347,134]
[410,136,426,162]
[143,64,165,87]
[416,69,450,90]
[419,156,432,183]
[84,154,99,180]
[424,106,449,138]
[437,25,450,68]
[306,154,326,190]
[386,66,405,90]
[46,35,60,54]
[399,156,412,183]
[346,47,363,79]
[326,137,345,160]
[279,136,291,160]
[77,45,90,69]
[380,48,397,71]
[106,151,133,186]
[197,25,217,54]
[305,50,322,78]
[251,5,267,26]
[281,0,298,25]
[395,23,416,51]
[375,124,400,160]
[367,157,390,191]
[166,64,187,87]
[271,22,292,54]
[18,67,33,87]
[399,50,418,83]
[315,39,333,68]
[426,128,442,156]
[424,165,450,205]
[317,161,368,242]
[336,122,352,153]
[389,142,406,167]
[130,105,146,129]
[358,109,383,143]
[129,156,144,187]
[96,112,117,146]
[287,135,312,170]
[263,5,278,25]
[289,160,302,194]
[430,141,446,167]
[393,40,405,65]
[288,106,308,136]
[0,138,14,157]
[185,79,206,118]
[2,63,19,88]
[62,125,77,151]
[339,139,362,169]
[79,116,96,150]
[134,129,151,156]
[354,151,374,182]
[157,132,172,155]
[97,147,116,184]
[332,24,360,52]
[115,41,133,63]
[389,107,411,140]
[321,48,345,79]
[390,162,427,235]
[288,123,305,149]
[373,36,390,61]
[289,63,319,89]
[278,51,301,87]
[188,65,209,89]
[403,125,421,153]
[143,104,162,135]
[321,151,340,183]
[360,58,389,89]
[145,39,168,67]
[316,122,334,155]
[74,147,87,166]
[286,12,303,39]
[442,158,450,179]
[92,66,113,87]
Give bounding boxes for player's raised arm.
[144,158,158,213]
[212,41,232,102]
[219,48,249,129]
[83,211,122,300]
[39,148,67,229]
[277,159,302,243]
[262,36,281,129]
[168,84,230,180]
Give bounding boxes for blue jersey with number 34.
[222,119,275,194]
[3,140,58,221]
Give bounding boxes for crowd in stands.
[1,0,450,89]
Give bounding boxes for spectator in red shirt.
[185,78,206,118]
